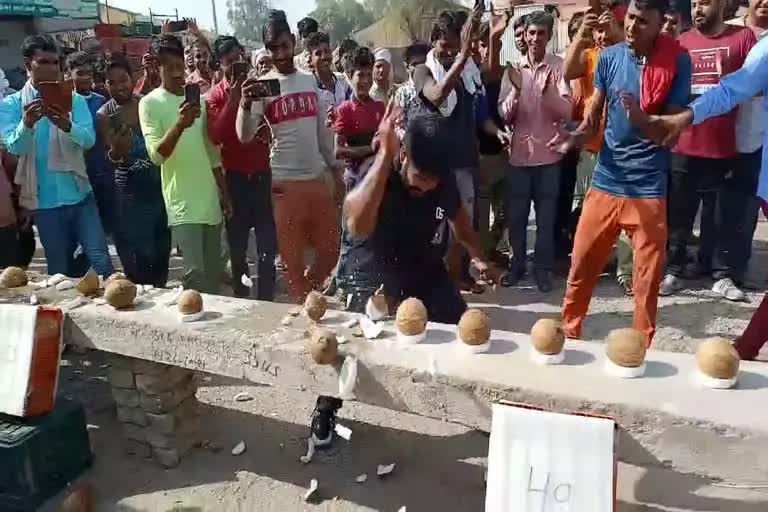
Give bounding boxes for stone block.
[122,439,152,458]
[154,447,181,468]
[122,423,146,443]
[109,368,136,389]
[136,367,193,395]
[133,359,171,376]
[112,388,140,408]
[117,406,149,427]
[139,378,197,414]
[146,398,198,435]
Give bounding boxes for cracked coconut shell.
[458,309,491,346]
[0,266,28,288]
[367,293,389,318]
[104,279,137,309]
[307,328,338,365]
[696,337,740,380]
[106,272,127,284]
[76,269,100,296]
[606,328,647,368]
[396,297,428,336]
[304,291,327,322]
[531,318,565,355]
[178,289,204,315]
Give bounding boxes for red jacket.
[206,79,270,175]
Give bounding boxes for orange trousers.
[272,178,340,303]
[562,189,667,346]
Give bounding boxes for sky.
[108,0,316,35]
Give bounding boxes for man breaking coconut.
[343,107,501,323]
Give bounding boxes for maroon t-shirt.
[334,97,385,186]
[675,26,757,159]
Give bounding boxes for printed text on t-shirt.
[266,92,318,124]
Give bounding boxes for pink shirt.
[498,53,572,167]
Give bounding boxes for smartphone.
[38,81,73,114]
[256,78,281,98]
[167,19,189,33]
[232,61,248,81]
[184,82,201,106]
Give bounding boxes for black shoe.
[310,396,343,448]
[500,269,524,288]
[535,271,553,293]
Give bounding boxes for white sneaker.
[712,278,745,302]
[659,274,683,296]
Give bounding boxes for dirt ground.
[35,217,768,510]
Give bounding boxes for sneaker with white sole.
[712,278,745,302]
[659,274,684,296]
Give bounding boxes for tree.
[227,0,272,42]
[363,0,460,42]
[309,0,375,43]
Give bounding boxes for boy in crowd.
[237,10,340,304]
[555,0,692,345]
[139,34,232,294]
[499,10,573,293]
[662,0,687,37]
[66,51,112,236]
[0,36,112,278]
[660,0,756,301]
[295,17,319,72]
[308,32,352,107]
[394,42,430,140]
[207,35,276,300]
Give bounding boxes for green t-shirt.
[139,87,222,226]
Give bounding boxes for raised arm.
[563,13,598,80]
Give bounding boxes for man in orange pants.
[552,0,692,345]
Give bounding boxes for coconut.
[106,272,127,284]
[531,319,565,355]
[696,337,740,380]
[0,266,28,288]
[76,269,100,296]
[178,289,204,315]
[304,291,327,322]
[366,294,389,321]
[396,297,428,336]
[606,328,647,368]
[458,309,491,346]
[104,279,137,309]
[306,328,338,365]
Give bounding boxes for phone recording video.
[184,82,201,106]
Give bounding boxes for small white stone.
[360,317,383,339]
[355,474,367,483]
[29,294,38,305]
[334,423,352,441]
[304,478,319,501]
[377,463,396,477]
[55,279,75,291]
[281,315,293,326]
[234,392,253,402]
[231,441,247,456]
[241,274,253,288]
[337,335,348,345]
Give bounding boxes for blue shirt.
[592,43,692,198]
[0,86,95,210]
[80,91,110,182]
[691,35,768,202]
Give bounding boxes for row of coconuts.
[0,266,205,320]
[304,289,742,390]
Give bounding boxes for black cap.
[404,113,452,179]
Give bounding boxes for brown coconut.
[458,309,491,346]
[306,328,338,365]
[76,269,100,296]
[106,272,127,284]
[304,291,327,322]
[696,337,740,380]
[178,289,204,315]
[606,328,647,368]
[104,279,137,309]
[531,318,565,355]
[0,266,28,288]
[396,297,428,336]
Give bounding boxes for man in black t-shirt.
[344,111,500,324]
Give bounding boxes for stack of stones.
[107,354,200,468]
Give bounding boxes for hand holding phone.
[184,82,201,106]
[38,81,73,114]
[177,101,201,130]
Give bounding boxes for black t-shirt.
[411,64,479,170]
[477,79,504,156]
[340,170,461,293]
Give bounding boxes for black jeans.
[667,154,732,279]
[226,172,277,300]
[555,148,580,258]
[0,223,36,268]
[506,163,561,273]
[721,149,762,284]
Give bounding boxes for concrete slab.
[3,283,768,483]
